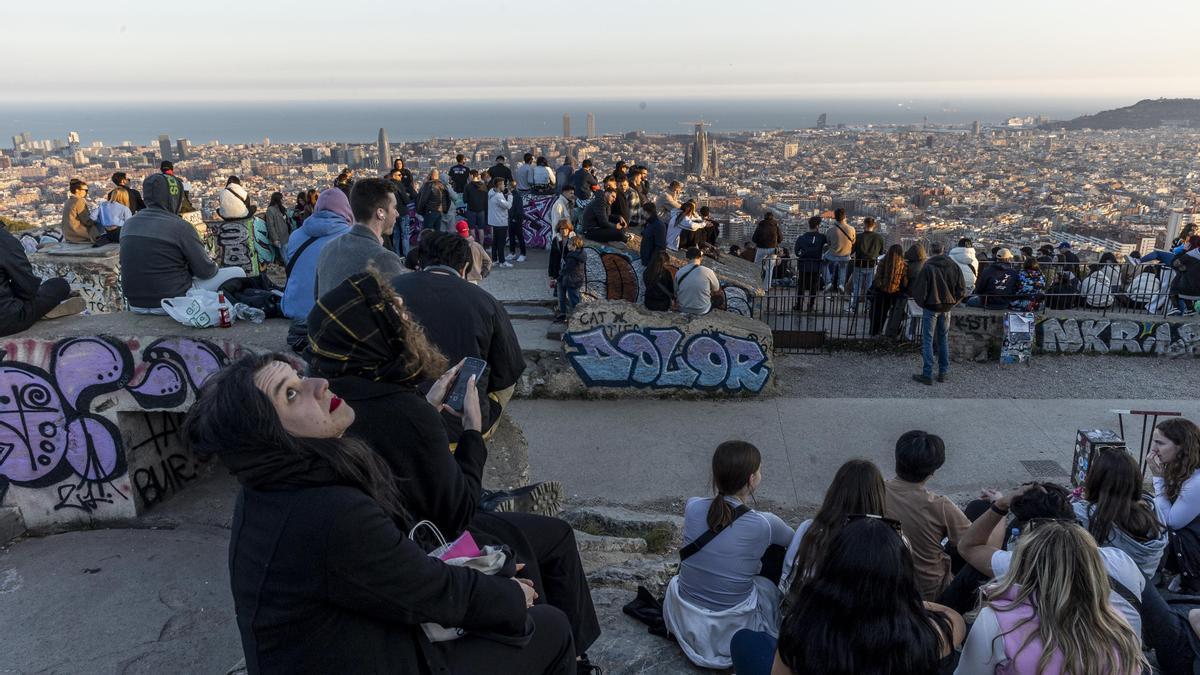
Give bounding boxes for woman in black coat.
[184,352,575,674]
[306,272,602,669]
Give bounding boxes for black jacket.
[853,231,885,268]
[390,271,525,436]
[794,231,828,273]
[579,196,617,234]
[464,181,489,212]
[640,215,668,266]
[229,483,525,675]
[0,228,42,318]
[1172,250,1200,296]
[488,163,513,183]
[612,189,632,224]
[643,267,675,311]
[910,255,966,312]
[974,262,1018,298]
[571,168,597,196]
[447,164,470,193]
[333,377,487,537]
[548,237,568,279]
[416,180,451,215]
[752,219,782,249]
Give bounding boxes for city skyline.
[3,1,1199,103]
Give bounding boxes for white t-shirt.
[675,263,720,315]
[990,546,1143,636]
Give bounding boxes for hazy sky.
[5,0,1198,102]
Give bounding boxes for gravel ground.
[773,350,1197,399]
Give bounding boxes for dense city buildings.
[3,122,1199,260]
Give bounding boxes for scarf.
[306,272,419,383]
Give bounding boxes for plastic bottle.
[234,303,266,324]
[217,292,232,328]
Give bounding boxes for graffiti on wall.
[0,337,228,512]
[206,218,275,276]
[578,245,754,316]
[29,262,126,314]
[565,326,772,393]
[1036,317,1200,355]
[518,194,556,249]
[128,412,199,510]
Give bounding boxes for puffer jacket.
[948,247,979,290]
[281,209,352,319]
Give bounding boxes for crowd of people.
[654,419,1200,674]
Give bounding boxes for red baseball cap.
[455,220,470,237]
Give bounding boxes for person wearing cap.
[120,173,246,313]
[455,219,492,284]
[967,248,1018,309]
[1056,241,1082,279]
[108,172,145,213]
[60,179,101,244]
[159,161,197,214]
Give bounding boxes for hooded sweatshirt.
[1171,247,1200,296]
[947,246,979,290]
[119,173,219,309]
[909,254,966,312]
[281,189,354,320]
[1073,500,1167,577]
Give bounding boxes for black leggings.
[439,604,576,674]
[508,222,526,256]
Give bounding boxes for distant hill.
[1057,98,1200,130]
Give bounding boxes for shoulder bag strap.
[1107,574,1142,615]
[679,504,751,561]
[285,235,319,277]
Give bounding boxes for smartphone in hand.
[447,357,488,413]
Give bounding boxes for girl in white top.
[1148,417,1200,592]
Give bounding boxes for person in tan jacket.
[822,208,856,292]
[61,179,100,244]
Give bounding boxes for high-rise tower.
[586,112,596,138]
[158,134,173,161]
[563,113,571,139]
[377,128,390,170]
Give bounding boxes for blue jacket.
[639,215,667,266]
[281,209,352,319]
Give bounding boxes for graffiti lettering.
[130,413,198,509]
[565,327,771,393]
[1035,318,1200,356]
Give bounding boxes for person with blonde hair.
[955,520,1145,675]
[1149,417,1200,592]
[94,185,132,241]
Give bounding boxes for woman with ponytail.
[662,441,793,669]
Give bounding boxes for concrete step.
[574,530,648,554]
[504,303,557,320]
[561,507,684,553]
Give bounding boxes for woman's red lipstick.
[329,395,342,412]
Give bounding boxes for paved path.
[514,397,1200,512]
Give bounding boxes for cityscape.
[3,109,1198,258]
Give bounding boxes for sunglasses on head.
[846,513,903,534]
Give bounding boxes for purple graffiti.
[0,336,231,512]
[565,327,770,393]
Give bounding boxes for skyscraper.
[586,112,596,138]
[176,138,191,160]
[971,120,982,136]
[158,134,173,162]
[816,113,827,130]
[563,113,571,139]
[377,128,390,170]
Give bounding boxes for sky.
[3,0,1198,103]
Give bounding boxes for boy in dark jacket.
[0,224,81,336]
[909,242,966,385]
[463,170,489,244]
[555,235,585,322]
[639,203,667,266]
[851,217,885,312]
[968,248,1018,309]
[793,215,828,311]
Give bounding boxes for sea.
[1,97,1127,146]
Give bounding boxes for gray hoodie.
[948,246,979,290]
[1073,500,1167,577]
[119,173,219,309]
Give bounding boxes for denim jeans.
[557,284,580,317]
[1140,250,1177,265]
[729,629,777,675]
[921,309,950,378]
[392,215,411,256]
[850,267,875,311]
[823,254,850,288]
[421,212,443,231]
[1140,581,1199,674]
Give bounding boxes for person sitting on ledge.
[675,247,721,316]
[966,247,1018,309]
[0,221,84,336]
[60,178,104,245]
[119,173,246,314]
[184,353,577,675]
[663,441,793,670]
[579,187,628,243]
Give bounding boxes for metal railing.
[753,258,1195,353]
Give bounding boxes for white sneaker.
[501,261,513,268]
[516,255,526,263]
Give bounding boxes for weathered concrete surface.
[29,244,125,314]
[0,505,23,545]
[481,413,531,491]
[562,506,685,553]
[559,299,775,397]
[587,588,715,675]
[0,527,241,675]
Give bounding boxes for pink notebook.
[438,530,483,560]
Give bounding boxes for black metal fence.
[753,258,1197,354]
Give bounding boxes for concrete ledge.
[29,244,125,314]
[948,307,1200,361]
[0,315,292,531]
